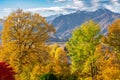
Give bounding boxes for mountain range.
[46,8,120,42]
[0,19,4,30]
[0,8,120,42]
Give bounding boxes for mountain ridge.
[47,8,120,41]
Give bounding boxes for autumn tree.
[98,19,120,80]
[30,43,70,80]
[1,9,55,80]
[95,44,120,80]
[49,43,70,78]
[102,19,120,53]
[67,20,101,80]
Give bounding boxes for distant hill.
[0,19,4,31]
[0,25,2,30]
[47,8,120,41]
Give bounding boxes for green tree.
[1,9,55,80]
[67,20,101,80]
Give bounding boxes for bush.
[39,73,57,80]
[68,75,77,80]
[0,62,15,80]
[57,74,77,80]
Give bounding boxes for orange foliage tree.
[102,19,120,53]
[97,19,120,80]
[95,44,120,80]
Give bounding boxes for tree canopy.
[1,9,55,80]
[67,20,101,80]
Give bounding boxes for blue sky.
[0,0,120,18]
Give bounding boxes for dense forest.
[0,10,120,80]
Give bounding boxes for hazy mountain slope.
[46,14,62,24]
[0,19,4,31]
[50,9,120,40]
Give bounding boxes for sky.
[0,0,120,18]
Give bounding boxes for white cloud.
[3,6,77,17]
[69,0,120,12]
[24,6,77,16]
[2,0,120,17]
[73,0,84,7]
[54,0,67,2]
[111,0,120,5]
[3,8,13,13]
[104,4,120,13]
[67,0,87,10]
[103,0,120,13]
[25,7,63,13]
[67,0,97,11]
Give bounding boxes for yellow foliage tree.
[1,9,55,80]
[95,44,120,80]
[102,19,120,53]
[49,43,70,75]
[98,19,120,80]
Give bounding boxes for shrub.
[39,73,57,80]
[57,74,77,80]
[0,62,15,80]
